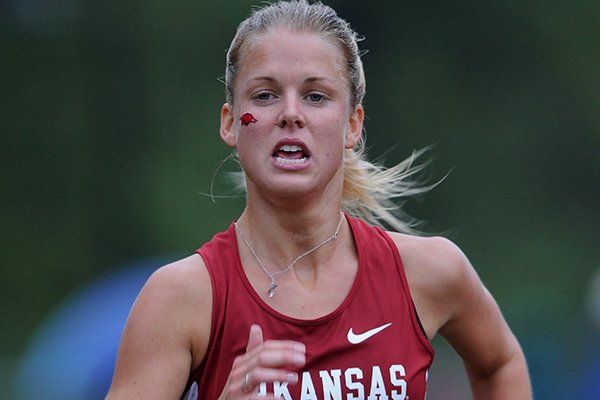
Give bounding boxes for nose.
[276,96,305,129]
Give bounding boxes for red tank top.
[185,215,434,399]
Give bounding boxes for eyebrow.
[248,76,333,84]
[249,76,276,83]
[304,77,329,83]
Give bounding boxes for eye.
[307,93,326,103]
[254,92,275,102]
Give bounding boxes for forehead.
[237,28,347,83]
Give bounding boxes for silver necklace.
[234,211,345,299]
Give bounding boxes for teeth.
[275,156,307,164]
[279,144,302,152]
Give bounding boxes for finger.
[246,324,263,353]
[259,340,306,352]
[240,368,300,397]
[240,325,265,394]
[238,325,306,396]
[248,368,300,386]
[253,346,306,368]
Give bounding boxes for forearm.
[467,349,532,400]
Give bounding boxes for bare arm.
[106,254,212,400]
[105,254,306,400]
[394,235,532,399]
[438,246,531,399]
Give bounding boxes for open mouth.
[273,144,309,164]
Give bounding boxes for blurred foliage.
[1,0,599,397]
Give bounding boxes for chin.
[253,175,341,203]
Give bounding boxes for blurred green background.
[2,0,599,398]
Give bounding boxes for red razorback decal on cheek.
[240,113,258,126]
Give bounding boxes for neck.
[241,161,346,231]
[235,210,345,298]
[235,205,346,270]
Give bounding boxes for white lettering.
[258,382,267,397]
[300,372,318,400]
[320,369,342,400]
[367,366,388,400]
[345,368,364,400]
[259,364,411,399]
[390,364,407,400]
[274,381,292,400]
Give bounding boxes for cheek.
[240,112,258,126]
[236,119,265,153]
[326,118,348,146]
[238,120,265,142]
[237,108,273,131]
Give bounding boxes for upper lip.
[272,138,311,157]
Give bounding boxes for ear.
[220,103,238,148]
[345,104,364,149]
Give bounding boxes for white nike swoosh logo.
[347,323,392,344]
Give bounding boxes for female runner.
[106,1,532,398]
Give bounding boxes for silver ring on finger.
[242,371,252,393]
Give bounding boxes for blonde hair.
[225,0,436,234]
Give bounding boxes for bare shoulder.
[386,231,530,392]
[107,253,212,399]
[385,232,478,339]
[135,253,213,362]
[386,232,470,291]
[132,254,212,327]
[144,253,212,306]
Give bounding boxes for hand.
[219,324,306,399]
